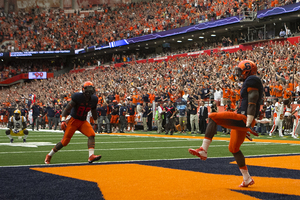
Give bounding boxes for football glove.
[61,121,67,131]
[247,126,259,137]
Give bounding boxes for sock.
[7,134,13,140]
[239,166,251,180]
[48,149,56,156]
[201,138,212,152]
[23,134,28,139]
[89,148,94,157]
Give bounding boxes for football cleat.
[239,178,255,187]
[44,154,52,164]
[268,132,272,136]
[23,139,26,143]
[188,147,207,161]
[292,134,298,139]
[88,154,102,163]
[10,139,14,143]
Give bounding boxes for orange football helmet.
[235,60,257,81]
[82,81,95,97]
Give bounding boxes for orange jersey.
[223,88,231,99]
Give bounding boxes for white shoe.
[239,178,255,187]
[188,147,207,161]
[269,132,272,136]
[292,134,298,139]
[279,134,284,137]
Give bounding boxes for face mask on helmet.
[14,112,21,120]
[83,86,95,97]
[234,67,244,81]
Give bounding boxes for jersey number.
[15,123,21,129]
[76,106,91,117]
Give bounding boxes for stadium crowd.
[0,0,298,52]
[0,38,300,138]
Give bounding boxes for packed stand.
[0,39,300,139]
[0,0,298,52]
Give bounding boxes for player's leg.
[269,119,277,136]
[294,118,300,138]
[5,129,13,143]
[98,116,103,133]
[23,129,29,143]
[290,116,297,136]
[229,129,254,187]
[45,118,79,164]
[188,112,247,160]
[188,118,217,160]
[278,120,283,137]
[79,121,102,163]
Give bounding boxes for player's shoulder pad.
[9,116,14,122]
[91,94,98,103]
[244,75,262,89]
[71,92,83,102]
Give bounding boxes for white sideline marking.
[0,142,56,148]
[0,143,291,154]
[2,152,300,168]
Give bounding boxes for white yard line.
[2,152,300,168]
[0,143,291,155]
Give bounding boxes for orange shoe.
[88,154,102,163]
[188,147,207,160]
[239,178,255,187]
[44,154,52,164]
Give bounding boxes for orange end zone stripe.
[106,133,300,145]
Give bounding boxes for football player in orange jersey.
[189,60,263,187]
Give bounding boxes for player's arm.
[61,100,76,120]
[8,119,14,130]
[91,107,97,124]
[246,89,259,127]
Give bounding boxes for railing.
[239,11,257,21]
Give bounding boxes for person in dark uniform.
[31,102,40,131]
[97,102,111,133]
[165,101,176,135]
[46,104,55,129]
[189,60,263,187]
[119,102,127,133]
[110,100,119,133]
[198,101,208,134]
[147,102,153,131]
[45,81,101,164]
[53,105,61,130]
[127,101,136,132]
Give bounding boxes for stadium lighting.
[279,18,282,20]
[199,36,204,39]
[177,40,182,43]
[211,34,216,37]
[188,38,193,41]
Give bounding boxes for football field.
[1,129,300,199]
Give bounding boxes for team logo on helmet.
[235,60,257,81]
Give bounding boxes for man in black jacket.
[31,102,40,131]
[198,101,208,134]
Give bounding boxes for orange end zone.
[32,159,300,200]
